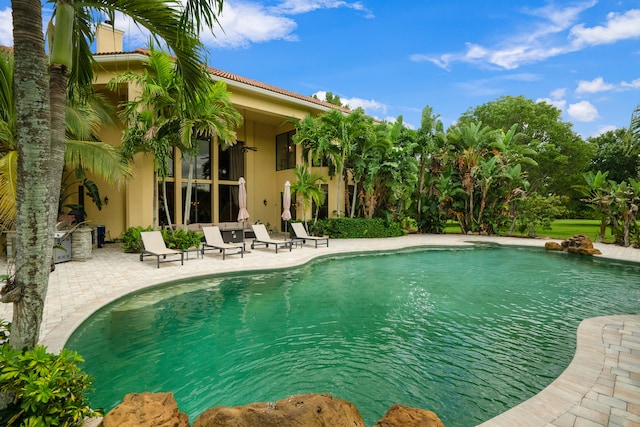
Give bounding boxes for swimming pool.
[66,246,640,426]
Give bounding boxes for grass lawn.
[444,219,615,242]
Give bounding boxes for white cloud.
[536,97,566,111]
[570,9,640,46]
[412,2,595,70]
[0,8,12,46]
[110,2,299,50]
[1,0,368,52]
[313,90,387,115]
[567,100,599,122]
[203,2,298,48]
[276,0,373,18]
[343,96,386,114]
[576,76,616,94]
[550,88,567,99]
[412,3,640,71]
[621,78,640,89]
[592,125,618,137]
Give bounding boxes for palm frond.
[64,139,132,184]
[625,103,640,156]
[0,151,18,230]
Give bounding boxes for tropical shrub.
[512,193,568,237]
[121,225,153,253]
[161,228,202,250]
[0,321,99,426]
[311,218,405,238]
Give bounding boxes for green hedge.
[309,218,406,238]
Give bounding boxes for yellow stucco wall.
[85,53,345,239]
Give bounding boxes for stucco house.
[87,24,349,241]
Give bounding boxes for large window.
[182,183,211,224]
[276,131,296,170]
[218,141,245,181]
[218,184,239,223]
[182,140,211,179]
[158,182,175,227]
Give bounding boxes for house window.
[182,183,212,224]
[182,140,211,179]
[276,131,296,171]
[158,182,175,227]
[219,142,245,181]
[218,184,239,222]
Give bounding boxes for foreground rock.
[100,392,189,427]
[545,234,602,255]
[99,392,446,427]
[192,393,365,427]
[373,404,444,427]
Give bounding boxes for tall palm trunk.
[183,156,195,227]
[152,170,158,229]
[350,180,358,218]
[417,156,426,223]
[7,0,53,350]
[49,65,69,227]
[162,180,173,231]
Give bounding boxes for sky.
[1,1,640,138]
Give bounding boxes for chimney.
[95,23,124,53]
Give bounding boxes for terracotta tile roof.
[96,48,351,114]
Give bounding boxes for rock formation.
[100,392,189,427]
[545,234,602,255]
[192,393,365,427]
[98,392,447,427]
[373,404,445,427]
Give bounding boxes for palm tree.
[290,164,326,228]
[9,0,225,350]
[293,108,371,217]
[113,47,242,229]
[10,0,54,352]
[447,121,497,233]
[112,47,181,230]
[176,80,242,227]
[415,105,445,224]
[574,170,612,242]
[348,114,387,218]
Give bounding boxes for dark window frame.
[276,131,296,171]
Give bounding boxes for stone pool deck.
[0,234,638,426]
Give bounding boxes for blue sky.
[1,1,640,138]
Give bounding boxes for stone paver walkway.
[0,234,638,426]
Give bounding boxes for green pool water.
[66,246,640,426]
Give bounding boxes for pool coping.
[478,314,640,426]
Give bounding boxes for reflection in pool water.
[66,246,640,426]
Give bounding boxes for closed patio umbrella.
[237,177,250,224]
[281,181,292,232]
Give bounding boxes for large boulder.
[193,393,365,427]
[100,392,189,427]
[545,234,602,255]
[373,404,444,427]
[544,241,563,251]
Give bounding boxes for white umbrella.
[237,177,250,223]
[281,181,292,232]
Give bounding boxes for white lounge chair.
[140,231,184,268]
[201,226,244,260]
[251,224,292,253]
[291,222,329,248]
